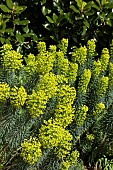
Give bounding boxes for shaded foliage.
[0,0,113,55]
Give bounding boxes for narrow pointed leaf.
[46,16,54,23]
[0,5,11,12]
[70,5,80,13]
[6,0,13,9]
[53,13,58,23]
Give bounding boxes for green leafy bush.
[0,0,38,54]
[14,0,113,53]
[1,0,113,55]
[1,38,113,170]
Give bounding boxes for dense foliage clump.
[0,0,113,55]
[0,38,113,170]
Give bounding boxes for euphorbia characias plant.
[0,38,113,170]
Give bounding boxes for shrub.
[0,38,113,170]
[0,0,38,54]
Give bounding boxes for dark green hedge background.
[0,0,113,55]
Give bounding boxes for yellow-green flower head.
[10,86,27,107]
[72,46,87,65]
[24,53,37,74]
[26,90,48,118]
[93,102,105,115]
[87,39,96,55]
[36,51,55,75]
[56,75,68,85]
[59,160,70,170]
[92,60,101,77]
[68,62,78,82]
[57,85,76,105]
[37,41,46,53]
[49,45,57,53]
[53,84,76,128]
[0,83,10,102]
[55,51,69,75]
[100,48,110,72]
[54,103,75,128]
[25,53,35,64]
[68,150,80,165]
[1,50,23,71]
[36,72,58,99]
[59,150,79,169]
[58,38,68,54]
[78,69,91,93]
[76,105,88,125]
[109,62,113,90]
[86,134,95,141]
[97,76,109,97]
[39,120,72,158]
[1,44,12,52]
[21,136,42,165]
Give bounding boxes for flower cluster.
[54,103,75,128]
[36,51,55,75]
[39,119,72,158]
[55,51,69,75]
[100,48,110,72]
[58,38,68,54]
[26,72,58,118]
[56,85,76,105]
[59,150,79,170]
[10,86,27,107]
[59,160,70,170]
[49,45,57,54]
[1,44,12,52]
[21,136,42,165]
[0,83,10,102]
[72,46,87,65]
[1,45,23,71]
[24,53,37,75]
[36,72,58,99]
[78,69,91,93]
[75,105,88,125]
[87,39,96,56]
[67,150,80,165]
[26,90,48,118]
[53,85,76,128]
[93,102,105,115]
[92,60,101,77]
[37,41,46,53]
[97,76,109,97]
[56,74,68,85]
[86,134,95,141]
[68,62,78,84]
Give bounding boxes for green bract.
[100,48,110,72]
[39,119,72,158]
[93,102,105,115]
[92,60,102,77]
[97,76,109,97]
[72,46,87,65]
[78,69,91,93]
[1,44,23,71]
[21,136,42,165]
[26,89,48,118]
[10,86,27,107]
[0,83,10,102]
[75,105,88,126]
[87,39,96,56]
